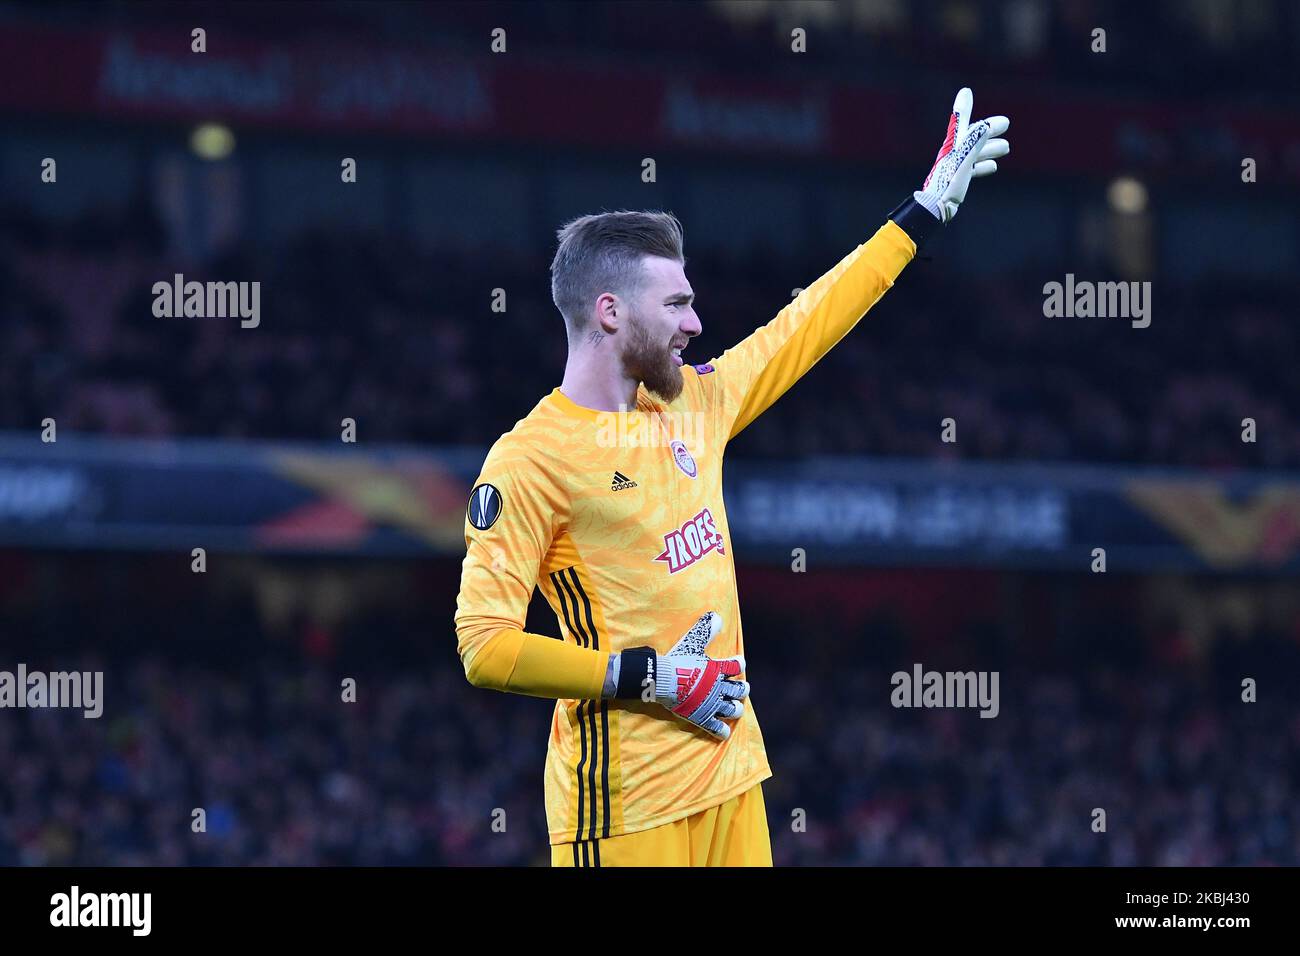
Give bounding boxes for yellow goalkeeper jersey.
[455,220,916,844]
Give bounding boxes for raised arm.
[704,87,1009,442]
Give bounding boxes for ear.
[594,291,622,334]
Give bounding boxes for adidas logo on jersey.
[611,471,638,491]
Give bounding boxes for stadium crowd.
[2,557,1297,867]
[2,203,1297,470]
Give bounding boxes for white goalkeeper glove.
[611,611,749,740]
[914,87,1010,223]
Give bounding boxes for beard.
[620,312,683,403]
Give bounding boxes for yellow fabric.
[463,626,608,700]
[552,783,772,866]
[455,220,916,845]
[718,220,916,439]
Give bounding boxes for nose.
[681,309,702,337]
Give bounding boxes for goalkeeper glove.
[914,87,1010,224]
[612,611,748,740]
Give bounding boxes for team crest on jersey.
[467,483,502,530]
[669,440,697,479]
[654,507,726,573]
[693,363,714,375]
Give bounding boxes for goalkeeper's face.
[619,256,700,403]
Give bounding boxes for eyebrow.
[664,292,695,305]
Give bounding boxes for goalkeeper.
[454,89,1009,867]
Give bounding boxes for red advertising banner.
[1,23,1298,181]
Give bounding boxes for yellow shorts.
[552,783,772,867]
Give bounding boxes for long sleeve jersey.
[454,219,917,844]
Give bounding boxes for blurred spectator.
[1,555,1297,866]
[2,202,1298,469]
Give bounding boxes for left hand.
[915,87,1010,223]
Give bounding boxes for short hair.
[550,210,684,336]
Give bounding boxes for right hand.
[643,612,749,740]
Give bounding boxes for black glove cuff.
[615,647,656,700]
[888,196,940,250]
